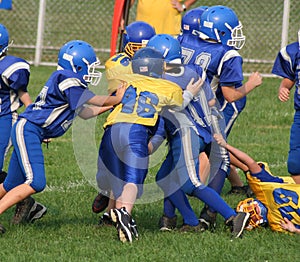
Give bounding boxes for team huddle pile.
[0,4,299,243]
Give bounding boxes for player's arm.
[228,152,249,173]
[213,133,261,174]
[278,78,294,102]
[78,105,113,119]
[175,77,204,110]
[18,90,32,107]
[87,83,126,107]
[221,72,263,103]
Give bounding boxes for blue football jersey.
[272,41,300,110]
[0,55,30,116]
[20,69,95,138]
[178,34,245,110]
[163,64,213,143]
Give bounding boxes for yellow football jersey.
[104,73,183,127]
[246,163,300,232]
[105,52,133,94]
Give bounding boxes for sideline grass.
[1,66,299,262]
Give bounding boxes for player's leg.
[109,123,148,242]
[172,128,206,231]
[0,114,12,174]
[94,129,117,216]
[199,136,230,230]
[156,148,178,230]
[199,152,210,184]
[96,125,123,225]
[287,111,300,184]
[4,119,47,224]
[221,100,248,193]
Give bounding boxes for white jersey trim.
[217,49,241,76]
[2,61,30,86]
[15,118,34,184]
[58,77,85,92]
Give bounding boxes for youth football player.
[214,133,300,233]
[0,23,46,225]
[96,47,203,243]
[147,34,250,238]
[272,30,300,184]
[179,5,262,229]
[0,40,125,234]
[92,21,156,220]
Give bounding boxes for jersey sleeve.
[271,42,298,81]
[58,77,95,111]
[218,50,243,87]
[3,61,30,92]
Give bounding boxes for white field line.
[44,179,94,192]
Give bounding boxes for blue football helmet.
[0,24,9,56]
[181,6,208,35]
[199,5,245,50]
[57,40,102,86]
[146,34,182,63]
[132,47,164,78]
[123,21,156,58]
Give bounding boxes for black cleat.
[26,202,47,223]
[226,212,250,238]
[110,207,138,243]
[158,215,177,231]
[199,205,217,232]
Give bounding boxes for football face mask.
[237,198,268,230]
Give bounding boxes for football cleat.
[26,202,47,223]
[92,192,109,213]
[227,185,251,196]
[226,212,250,238]
[98,212,114,226]
[130,217,139,239]
[11,196,35,224]
[178,223,204,233]
[199,205,217,232]
[110,207,138,243]
[158,215,177,231]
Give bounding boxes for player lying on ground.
[214,133,300,233]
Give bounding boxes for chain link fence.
[0,0,298,75]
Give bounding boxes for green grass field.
[1,66,300,262]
